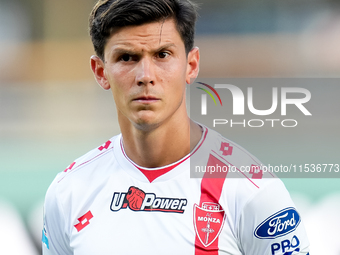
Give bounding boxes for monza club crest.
[194,202,226,247]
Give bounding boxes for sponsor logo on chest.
[110,186,187,213]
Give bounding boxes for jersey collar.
[114,126,208,183]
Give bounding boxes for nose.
[135,57,155,86]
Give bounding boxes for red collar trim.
[120,127,208,182]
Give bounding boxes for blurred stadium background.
[0,0,340,254]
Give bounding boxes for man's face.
[92,19,199,131]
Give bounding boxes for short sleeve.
[42,175,73,255]
[237,179,310,255]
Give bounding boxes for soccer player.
[42,0,310,254]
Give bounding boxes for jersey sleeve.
[42,174,73,255]
[237,179,310,255]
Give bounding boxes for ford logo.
[254,207,301,239]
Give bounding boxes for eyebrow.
[155,43,177,52]
[112,43,177,55]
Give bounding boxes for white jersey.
[42,126,310,255]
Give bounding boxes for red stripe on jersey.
[121,127,208,183]
[195,154,228,255]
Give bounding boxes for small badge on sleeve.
[42,225,49,249]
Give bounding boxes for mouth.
[133,96,160,103]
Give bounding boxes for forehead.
[104,19,184,55]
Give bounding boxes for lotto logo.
[220,142,233,156]
[110,186,187,213]
[74,211,93,232]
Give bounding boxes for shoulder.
[202,127,309,252]
[46,135,120,199]
[57,135,119,182]
[196,125,286,218]
[197,126,275,180]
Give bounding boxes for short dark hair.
[89,0,198,60]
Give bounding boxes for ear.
[90,55,111,90]
[185,47,200,84]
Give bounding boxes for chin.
[132,120,161,132]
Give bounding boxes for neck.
[120,116,202,168]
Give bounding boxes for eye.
[158,51,170,59]
[119,54,139,62]
[120,54,132,62]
